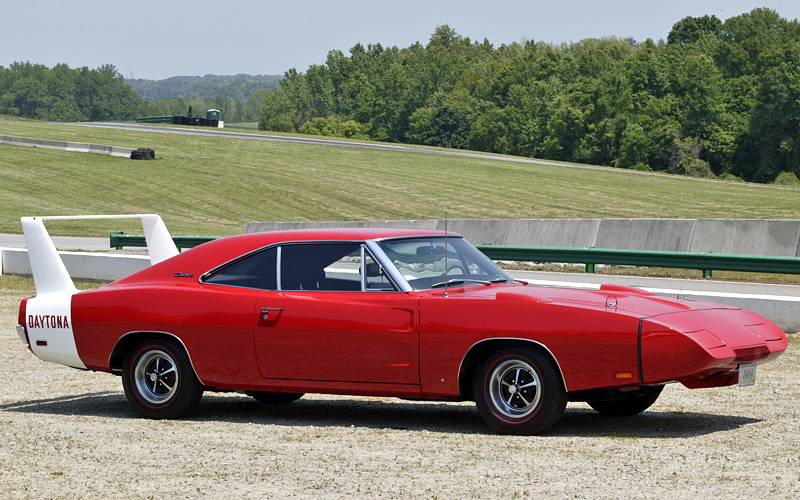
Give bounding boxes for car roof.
[220,227,458,251]
[111,227,460,286]
[243,227,452,242]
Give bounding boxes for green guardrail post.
[109,233,218,251]
[586,263,595,273]
[109,232,124,250]
[703,269,713,278]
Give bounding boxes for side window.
[280,243,362,291]
[203,247,277,290]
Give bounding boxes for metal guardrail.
[474,245,800,277]
[109,232,217,251]
[134,116,173,124]
[108,233,800,277]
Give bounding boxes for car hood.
[465,283,739,318]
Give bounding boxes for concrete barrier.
[0,135,134,158]
[689,219,800,256]
[504,219,600,247]
[1,248,149,282]
[595,219,695,251]
[245,218,800,257]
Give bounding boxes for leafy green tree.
[253,13,800,184]
[667,15,722,47]
[1,77,51,118]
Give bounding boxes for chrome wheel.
[487,359,542,419]
[122,339,203,419]
[474,347,566,435]
[133,349,178,405]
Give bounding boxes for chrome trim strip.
[109,331,205,385]
[374,234,463,243]
[276,245,282,291]
[365,239,412,293]
[457,338,569,393]
[359,245,366,292]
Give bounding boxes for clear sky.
[3,0,799,80]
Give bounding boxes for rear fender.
[109,331,204,385]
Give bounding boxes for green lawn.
[2,119,799,237]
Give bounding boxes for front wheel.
[122,339,204,419]
[473,346,567,435]
[587,386,663,416]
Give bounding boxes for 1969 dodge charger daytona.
[17,215,787,435]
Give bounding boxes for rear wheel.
[587,386,664,416]
[245,391,304,404]
[122,339,203,419]
[474,346,567,435]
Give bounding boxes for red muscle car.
[16,215,787,434]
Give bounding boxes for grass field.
[2,119,799,237]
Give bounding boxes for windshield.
[377,236,514,291]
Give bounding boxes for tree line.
[138,90,269,123]
[259,8,800,184]
[127,74,280,101]
[0,62,143,122]
[0,64,273,124]
[129,74,280,123]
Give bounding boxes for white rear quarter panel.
[25,291,85,369]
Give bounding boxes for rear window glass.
[203,247,277,290]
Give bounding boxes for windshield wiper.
[431,278,493,288]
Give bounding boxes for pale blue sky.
[3,1,798,80]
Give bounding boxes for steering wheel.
[442,264,466,276]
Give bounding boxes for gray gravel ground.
[1,277,798,499]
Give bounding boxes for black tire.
[122,339,204,419]
[473,346,567,435]
[587,386,664,416]
[245,391,304,404]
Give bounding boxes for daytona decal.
[24,291,86,369]
[28,314,70,329]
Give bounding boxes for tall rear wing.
[21,214,178,295]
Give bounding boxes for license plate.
[738,363,757,387]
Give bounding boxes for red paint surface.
[41,228,788,398]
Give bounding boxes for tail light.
[17,297,30,347]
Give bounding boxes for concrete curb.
[0,134,134,158]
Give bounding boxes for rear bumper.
[16,324,28,345]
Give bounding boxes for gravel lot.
[1,276,798,499]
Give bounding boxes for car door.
[253,242,420,385]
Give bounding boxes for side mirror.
[365,262,383,277]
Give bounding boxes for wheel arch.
[458,338,567,400]
[108,331,204,385]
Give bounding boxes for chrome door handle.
[261,307,283,319]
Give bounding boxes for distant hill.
[126,74,281,101]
